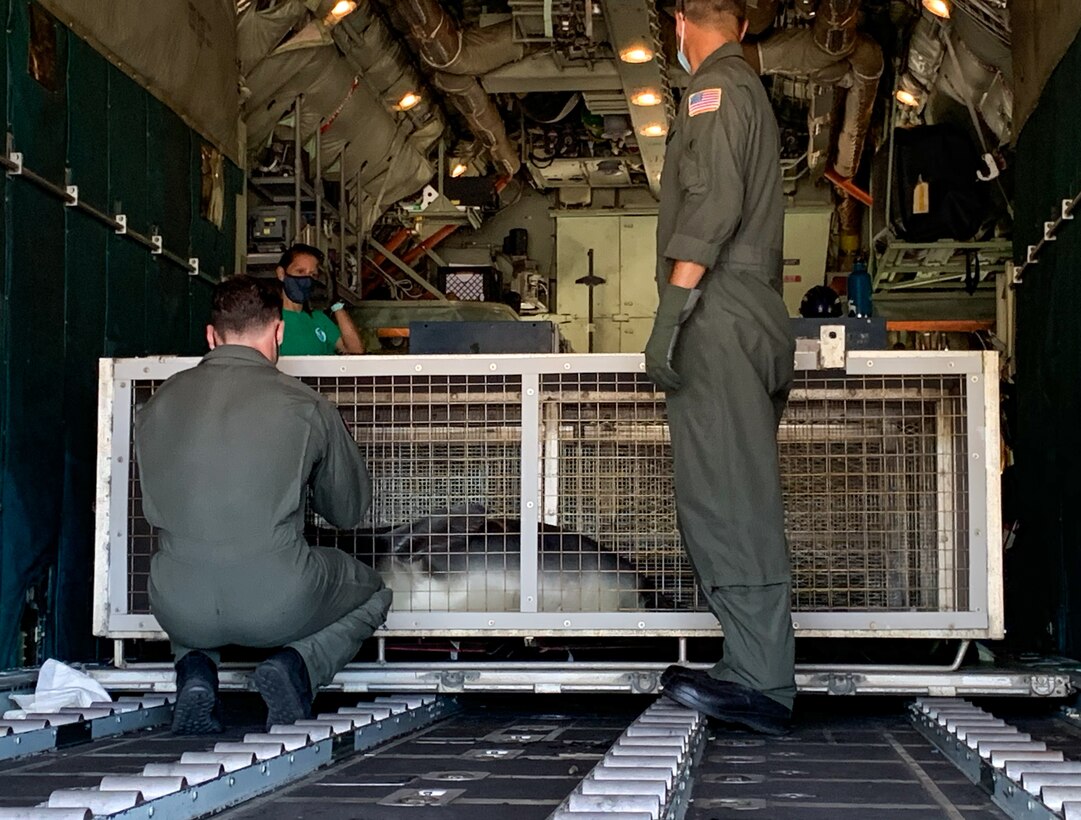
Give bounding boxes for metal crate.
[94,352,1002,640]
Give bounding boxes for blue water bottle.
[848,259,873,318]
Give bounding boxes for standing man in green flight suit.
[135,276,391,734]
[645,0,796,735]
[276,243,365,355]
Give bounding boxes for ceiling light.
[397,91,421,111]
[630,89,662,107]
[639,123,668,138]
[450,162,468,178]
[619,46,654,64]
[327,0,357,22]
[922,0,951,18]
[895,88,920,107]
[894,74,925,109]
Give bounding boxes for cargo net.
[125,370,970,616]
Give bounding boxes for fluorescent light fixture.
[895,88,920,107]
[450,162,468,178]
[397,91,421,111]
[639,123,668,138]
[327,0,357,22]
[922,0,951,18]
[619,46,654,64]
[630,89,662,107]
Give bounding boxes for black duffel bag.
[890,123,989,242]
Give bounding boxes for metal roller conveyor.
[141,762,224,784]
[0,696,456,820]
[0,685,173,764]
[910,697,1078,820]
[1,691,1055,818]
[548,700,705,820]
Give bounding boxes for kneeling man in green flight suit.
[134,275,392,734]
[645,0,796,735]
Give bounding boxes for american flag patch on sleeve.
[687,87,723,117]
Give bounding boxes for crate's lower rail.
[84,661,1075,698]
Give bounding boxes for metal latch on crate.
[794,324,847,370]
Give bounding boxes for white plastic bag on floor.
[6,659,111,716]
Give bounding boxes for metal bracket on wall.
[0,139,212,283]
[1014,193,1081,285]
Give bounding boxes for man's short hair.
[210,276,282,337]
[277,243,325,271]
[677,0,746,26]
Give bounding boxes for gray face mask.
[283,275,314,304]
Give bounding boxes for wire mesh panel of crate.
[538,371,971,617]
[127,381,164,615]
[125,373,524,616]
[783,374,969,613]
[539,372,689,613]
[305,373,525,613]
[128,371,971,619]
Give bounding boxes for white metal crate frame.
[93,351,1003,641]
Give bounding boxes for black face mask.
[283,275,314,304]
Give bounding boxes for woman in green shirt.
[275,244,365,355]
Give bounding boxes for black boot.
[660,664,792,736]
[252,648,314,730]
[660,663,707,691]
[172,651,223,735]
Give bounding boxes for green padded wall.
[1014,30,1081,657]
[0,1,240,666]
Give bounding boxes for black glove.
[643,284,701,392]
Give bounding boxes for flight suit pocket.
[678,140,708,197]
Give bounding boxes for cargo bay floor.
[5,694,1080,818]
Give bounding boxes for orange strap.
[886,320,994,333]
[824,168,873,207]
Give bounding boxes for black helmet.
[800,285,842,318]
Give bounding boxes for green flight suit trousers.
[153,546,391,690]
[666,267,796,710]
